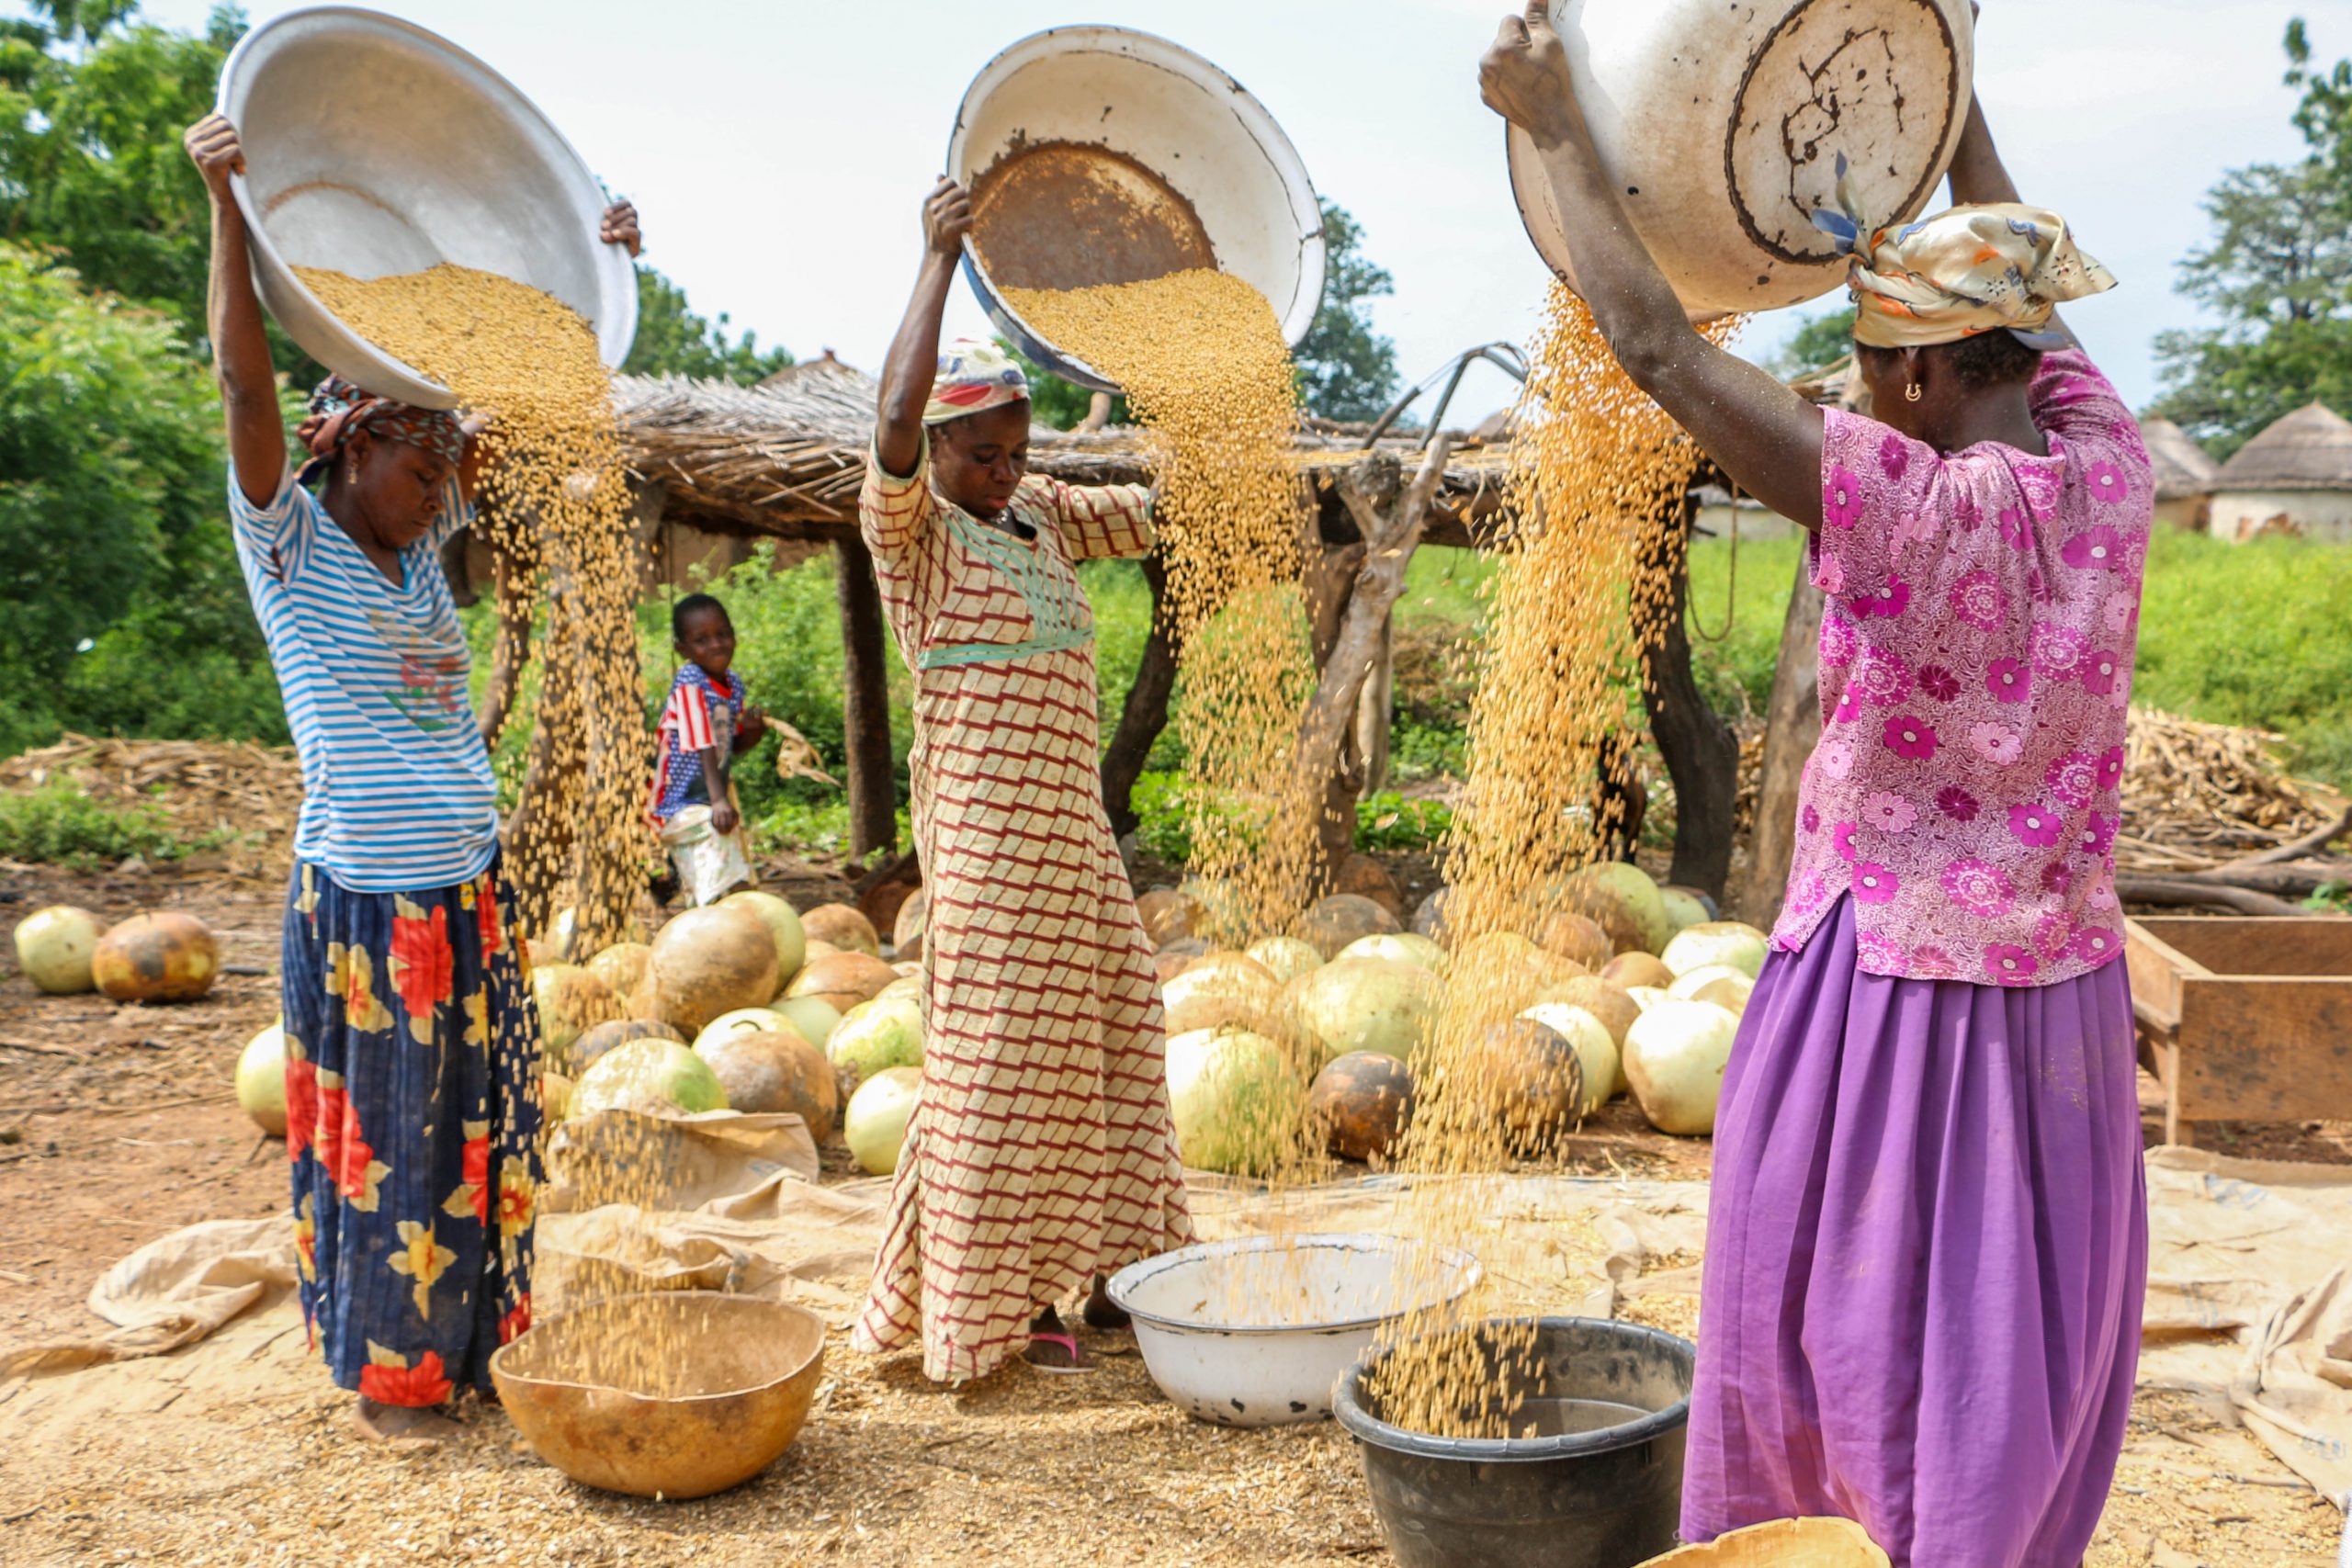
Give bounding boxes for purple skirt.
[1681,896,2146,1568]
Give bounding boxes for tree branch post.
[1736,548,1826,924]
[1639,497,1740,898]
[833,534,898,861]
[1283,438,1454,887]
[1101,554,1180,840]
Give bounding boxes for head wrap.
[295,374,467,488]
[1811,155,2117,352]
[923,338,1029,426]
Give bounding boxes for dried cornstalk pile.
[2119,706,2343,859]
[0,733,301,861]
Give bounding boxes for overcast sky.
[118,0,2339,421]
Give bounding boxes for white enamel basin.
[1107,1233,1482,1428]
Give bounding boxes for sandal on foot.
[1023,1331,1091,1374]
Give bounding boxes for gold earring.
[1905,381,1924,403]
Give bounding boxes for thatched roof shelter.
[2212,402,2352,492]
[2139,416,2221,502]
[616,356,1514,549]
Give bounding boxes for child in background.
[650,592,766,905]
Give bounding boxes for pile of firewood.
[2109,709,2346,916]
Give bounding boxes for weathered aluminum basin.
[217,6,637,409]
[945,25,1325,392]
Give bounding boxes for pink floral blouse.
[1771,349,2154,987]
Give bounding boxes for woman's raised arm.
[185,114,286,507]
[875,179,974,479]
[1479,3,1826,529]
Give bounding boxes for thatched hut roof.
[616,357,1515,547]
[2212,402,2352,493]
[2139,416,2220,502]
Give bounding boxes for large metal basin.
[1507,0,1974,319]
[216,6,637,409]
[1107,1233,1480,1427]
[946,26,1325,392]
[491,1292,825,1500]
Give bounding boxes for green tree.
[620,265,793,383]
[1767,305,1858,378]
[0,5,243,348]
[2150,21,2352,457]
[1294,199,1399,423]
[0,244,275,752]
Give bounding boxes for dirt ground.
[2,860,2347,1566]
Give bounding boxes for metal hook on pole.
[1362,342,1528,449]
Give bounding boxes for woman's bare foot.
[1080,1273,1129,1332]
[354,1397,463,1443]
[1023,1306,1087,1371]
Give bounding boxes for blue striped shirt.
[230,465,499,893]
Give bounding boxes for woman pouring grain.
[848,177,1193,1381]
[184,111,643,1443]
[1481,9,2150,1562]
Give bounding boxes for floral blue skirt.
[279,858,542,1404]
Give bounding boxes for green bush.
[1129,771,1195,865]
[1391,720,1467,781]
[0,783,224,869]
[1128,773,1455,868]
[1356,791,1453,852]
[0,245,282,753]
[2133,530,2352,786]
[1080,558,1156,744]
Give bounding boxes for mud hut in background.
[2209,402,2352,544]
[2138,415,2219,532]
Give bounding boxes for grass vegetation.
[11,523,2348,868]
[399,528,2352,859]
[0,784,228,870]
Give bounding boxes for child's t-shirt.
[650,663,747,822]
[1774,348,2154,987]
[229,464,498,893]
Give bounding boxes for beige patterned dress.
[849,437,1193,1382]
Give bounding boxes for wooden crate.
[2126,918,2352,1146]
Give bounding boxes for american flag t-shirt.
[650,663,744,820]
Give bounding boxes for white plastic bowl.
[1107,1233,1482,1427]
[946,25,1326,392]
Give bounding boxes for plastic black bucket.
[1333,1316,1695,1568]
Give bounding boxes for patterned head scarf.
[295,374,467,488]
[923,338,1030,426]
[1812,155,2117,352]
